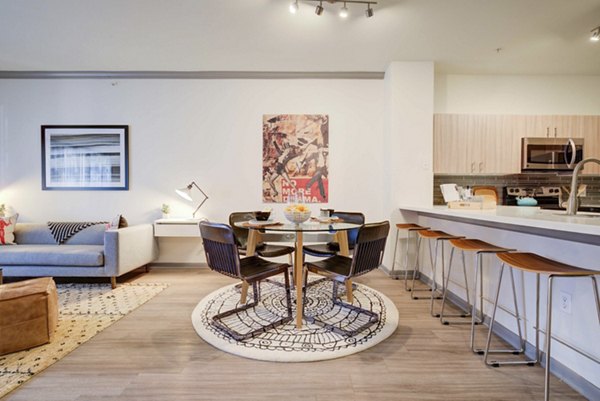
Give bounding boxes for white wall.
[0,78,385,262]
[435,74,600,115]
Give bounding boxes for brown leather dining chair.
[302,211,365,257]
[199,221,293,340]
[302,221,390,337]
[229,212,294,262]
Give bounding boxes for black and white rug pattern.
[191,277,398,362]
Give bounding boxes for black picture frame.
[41,125,129,190]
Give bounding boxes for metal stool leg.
[470,252,483,353]
[440,248,472,324]
[403,230,415,289]
[390,227,401,278]
[484,264,535,367]
[429,239,447,316]
[411,236,436,299]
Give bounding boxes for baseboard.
[414,274,600,400]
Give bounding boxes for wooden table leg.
[336,231,353,302]
[241,229,261,304]
[295,231,304,329]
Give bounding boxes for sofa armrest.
[103,224,158,277]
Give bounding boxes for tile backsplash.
[434,174,600,206]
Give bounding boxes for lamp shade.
[175,186,193,202]
[175,181,209,218]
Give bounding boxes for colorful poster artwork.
[262,114,329,203]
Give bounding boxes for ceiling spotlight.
[365,4,374,18]
[315,1,324,16]
[591,26,600,42]
[289,0,299,14]
[339,2,349,18]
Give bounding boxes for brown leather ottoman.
[0,277,58,355]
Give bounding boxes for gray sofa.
[0,223,158,288]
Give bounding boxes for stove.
[503,186,562,206]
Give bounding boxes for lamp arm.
[190,181,209,218]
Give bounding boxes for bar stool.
[439,239,513,327]
[485,252,600,401]
[411,230,463,318]
[390,223,429,287]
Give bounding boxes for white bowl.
[284,209,311,224]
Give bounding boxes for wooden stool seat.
[486,252,600,401]
[497,252,599,276]
[395,223,429,231]
[390,224,430,283]
[417,230,462,240]
[449,238,511,253]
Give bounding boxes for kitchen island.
[398,205,600,397]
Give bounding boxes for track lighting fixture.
[315,1,324,15]
[289,0,377,18]
[591,26,600,42]
[339,2,349,18]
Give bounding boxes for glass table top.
[234,220,361,232]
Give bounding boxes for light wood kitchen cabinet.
[434,114,521,174]
[434,114,600,175]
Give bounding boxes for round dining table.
[236,219,362,329]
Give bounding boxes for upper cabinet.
[433,114,600,175]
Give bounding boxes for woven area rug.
[192,277,398,362]
[0,282,168,398]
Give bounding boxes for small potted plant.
[161,204,171,219]
[0,204,5,217]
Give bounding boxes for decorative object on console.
[175,181,209,218]
[161,203,171,219]
[0,214,18,245]
[41,125,129,190]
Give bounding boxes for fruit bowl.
[284,204,311,224]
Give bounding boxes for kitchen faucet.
[566,158,600,215]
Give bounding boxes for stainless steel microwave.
[521,137,584,171]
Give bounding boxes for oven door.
[521,138,584,171]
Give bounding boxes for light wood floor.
[3,268,586,401]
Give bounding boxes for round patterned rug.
[191,277,398,362]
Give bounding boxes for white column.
[382,62,434,268]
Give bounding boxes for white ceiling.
[1,0,599,74]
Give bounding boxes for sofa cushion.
[0,245,104,267]
[14,223,106,245]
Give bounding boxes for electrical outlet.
[559,291,572,314]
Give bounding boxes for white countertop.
[399,205,600,237]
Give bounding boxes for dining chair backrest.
[199,221,242,279]
[332,211,365,248]
[349,221,390,278]
[228,211,256,249]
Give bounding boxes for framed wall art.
[262,114,329,203]
[41,125,129,190]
